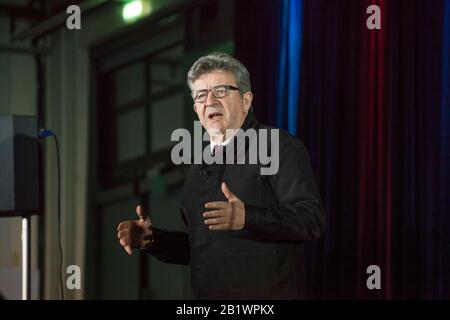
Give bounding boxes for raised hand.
[117,205,153,255]
[203,182,245,230]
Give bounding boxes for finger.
[221,182,236,201]
[117,221,131,231]
[124,245,132,255]
[203,210,224,218]
[208,224,229,231]
[119,232,131,246]
[119,231,132,246]
[117,230,128,239]
[205,201,227,209]
[136,205,148,220]
[204,217,227,225]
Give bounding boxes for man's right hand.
[117,205,153,255]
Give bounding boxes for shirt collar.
[207,111,259,153]
[210,133,235,152]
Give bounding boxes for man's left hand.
[203,182,245,230]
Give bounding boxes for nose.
[205,89,218,107]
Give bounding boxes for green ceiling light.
[122,0,150,23]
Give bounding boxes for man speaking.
[117,52,325,299]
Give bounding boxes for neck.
[210,128,237,144]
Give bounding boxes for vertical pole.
[22,214,31,300]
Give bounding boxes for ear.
[193,103,198,113]
[243,91,253,113]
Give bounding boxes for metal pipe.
[22,214,31,300]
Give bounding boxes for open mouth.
[208,112,223,121]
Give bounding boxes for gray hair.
[186,52,252,95]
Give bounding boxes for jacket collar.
[224,111,260,162]
[240,110,259,131]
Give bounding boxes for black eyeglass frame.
[192,85,241,103]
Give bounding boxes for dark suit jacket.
[146,112,325,299]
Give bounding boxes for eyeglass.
[192,85,240,103]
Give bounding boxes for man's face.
[192,70,253,137]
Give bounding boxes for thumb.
[221,182,236,201]
[136,205,148,221]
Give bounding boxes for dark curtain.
[234,0,450,299]
[234,0,282,125]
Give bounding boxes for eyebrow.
[194,84,233,91]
